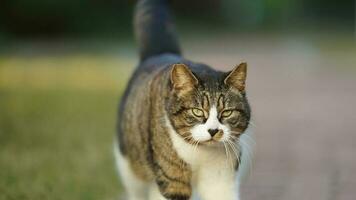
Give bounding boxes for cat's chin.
[198,139,225,147]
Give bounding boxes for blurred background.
[0,0,355,199]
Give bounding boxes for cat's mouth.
[201,139,220,145]
[196,139,230,148]
[193,136,228,146]
[183,137,222,146]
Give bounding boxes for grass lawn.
[0,55,134,200]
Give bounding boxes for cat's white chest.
[166,117,240,200]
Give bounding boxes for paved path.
[185,35,356,200]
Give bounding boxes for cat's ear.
[170,63,198,94]
[224,62,247,92]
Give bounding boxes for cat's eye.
[191,108,204,117]
[221,110,233,118]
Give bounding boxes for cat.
[114,0,254,200]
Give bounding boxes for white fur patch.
[114,142,147,200]
[166,114,246,200]
[190,106,231,142]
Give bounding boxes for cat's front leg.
[147,155,192,199]
[153,172,192,200]
[149,181,192,200]
[148,152,192,200]
[148,128,193,200]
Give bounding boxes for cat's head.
[166,62,251,146]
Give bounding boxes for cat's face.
[167,63,250,146]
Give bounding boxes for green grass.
[0,55,134,200]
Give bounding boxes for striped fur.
[115,0,253,200]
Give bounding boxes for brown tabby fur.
[117,58,250,199]
[116,0,250,199]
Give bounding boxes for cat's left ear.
[224,62,247,92]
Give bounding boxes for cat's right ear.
[170,64,198,95]
[224,62,247,92]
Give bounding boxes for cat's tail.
[134,0,181,62]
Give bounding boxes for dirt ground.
[184,34,356,200]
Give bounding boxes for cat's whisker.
[238,139,254,173]
[226,141,237,160]
[225,142,234,172]
[241,135,256,146]
[228,135,238,142]
[223,137,237,171]
[227,138,240,164]
[223,141,231,170]
[229,144,237,171]
[227,137,239,153]
[182,135,192,140]
[229,134,238,139]
[222,141,230,170]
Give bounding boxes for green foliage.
[0,89,123,199]
[0,56,135,199]
[0,0,352,38]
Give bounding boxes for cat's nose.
[208,129,219,137]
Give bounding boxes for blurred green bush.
[0,0,354,39]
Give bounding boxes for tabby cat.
[115,0,253,200]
